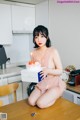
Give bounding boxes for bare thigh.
[36,87,62,108]
[28,87,43,106]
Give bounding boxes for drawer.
[77,96,80,105]
[7,75,21,83]
[62,90,74,102]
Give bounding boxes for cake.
[21,61,43,83]
[26,61,42,72]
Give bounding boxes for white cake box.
[21,69,42,83]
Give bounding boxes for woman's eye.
[35,36,38,39]
[41,35,44,37]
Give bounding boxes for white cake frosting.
[21,61,43,83]
[26,61,42,72]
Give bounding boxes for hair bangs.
[34,31,47,39]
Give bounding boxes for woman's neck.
[38,46,47,51]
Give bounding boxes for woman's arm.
[47,68,62,76]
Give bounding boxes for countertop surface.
[67,84,80,94]
[0,98,80,120]
[0,67,23,78]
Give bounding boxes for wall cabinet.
[0,3,35,44]
[0,4,12,45]
[11,4,35,33]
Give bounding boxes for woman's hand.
[40,68,49,80]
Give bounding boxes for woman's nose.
[38,36,41,41]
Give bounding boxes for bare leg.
[36,87,63,108]
[28,87,43,106]
[28,79,66,108]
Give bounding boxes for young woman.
[28,25,66,108]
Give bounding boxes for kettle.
[0,45,10,69]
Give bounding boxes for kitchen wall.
[49,0,80,69]
[4,34,32,65]
[35,0,49,28]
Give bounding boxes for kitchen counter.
[67,84,80,94]
[0,67,23,79]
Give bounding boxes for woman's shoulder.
[49,46,58,53]
[31,48,37,53]
[31,48,38,57]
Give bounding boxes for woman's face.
[34,33,47,47]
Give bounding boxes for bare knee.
[28,97,35,106]
[36,97,57,109]
[36,100,45,108]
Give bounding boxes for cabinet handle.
[77,97,80,99]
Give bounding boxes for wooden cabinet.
[11,4,35,33]
[0,4,12,45]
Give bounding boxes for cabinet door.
[0,4,12,44]
[62,90,74,102]
[77,96,80,105]
[22,82,30,99]
[74,93,80,105]
[12,4,35,32]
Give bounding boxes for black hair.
[33,25,51,48]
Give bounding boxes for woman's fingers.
[40,71,44,77]
[39,71,47,80]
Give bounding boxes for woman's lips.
[38,43,42,45]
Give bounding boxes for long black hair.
[33,25,51,48]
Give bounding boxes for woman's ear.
[46,36,49,40]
